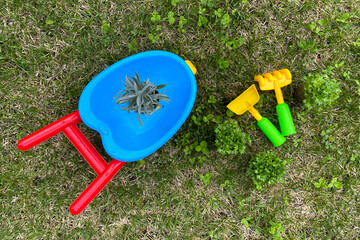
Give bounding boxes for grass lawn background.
[1,0,359,239]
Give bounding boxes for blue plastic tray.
[79,51,197,162]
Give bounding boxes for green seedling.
[200,173,212,185]
[195,141,209,154]
[151,10,161,22]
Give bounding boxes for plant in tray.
[114,72,169,127]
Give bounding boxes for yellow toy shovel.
[227,85,286,147]
[254,69,296,136]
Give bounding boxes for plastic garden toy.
[254,69,296,136]
[227,85,286,147]
[17,51,197,215]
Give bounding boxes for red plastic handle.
[63,125,108,175]
[17,110,128,215]
[69,160,126,215]
[17,111,82,151]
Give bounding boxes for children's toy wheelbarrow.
[17,51,197,215]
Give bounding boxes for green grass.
[1,0,360,239]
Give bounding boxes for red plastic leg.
[17,110,128,215]
[63,125,107,175]
[17,111,82,151]
[69,160,126,215]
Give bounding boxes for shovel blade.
[227,84,260,115]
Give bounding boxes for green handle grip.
[257,117,286,147]
[276,103,296,136]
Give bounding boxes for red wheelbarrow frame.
[17,110,126,215]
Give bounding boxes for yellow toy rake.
[255,69,296,136]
